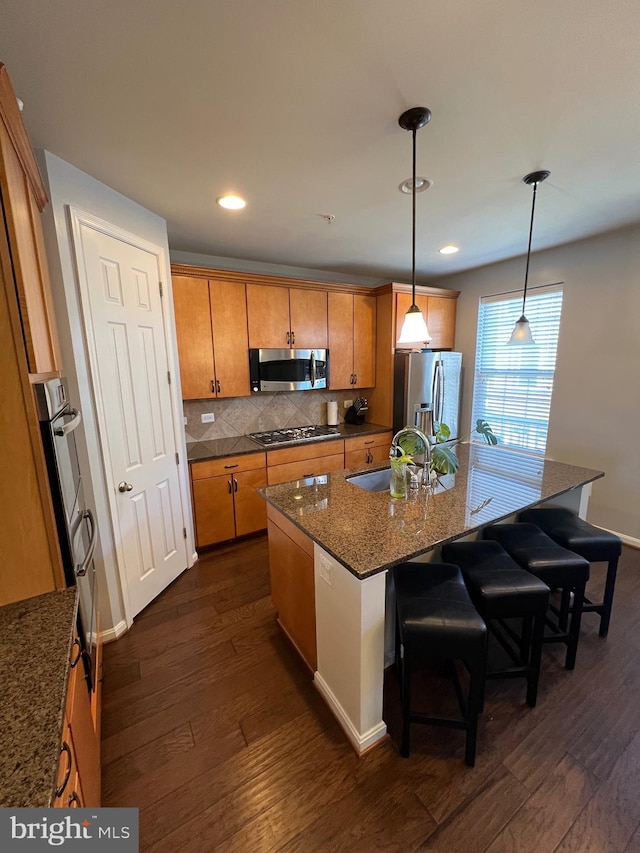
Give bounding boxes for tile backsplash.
[183,389,368,443]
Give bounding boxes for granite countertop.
[260,443,604,579]
[0,588,78,807]
[186,422,393,463]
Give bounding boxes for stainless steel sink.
[346,468,392,492]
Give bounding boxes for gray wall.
[439,223,640,542]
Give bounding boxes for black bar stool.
[519,507,622,637]
[394,561,487,766]
[483,523,589,670]
[442,540,550,707]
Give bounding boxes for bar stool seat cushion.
[519,507,622,563]
[483,523,589,587]
[442,540,550,619]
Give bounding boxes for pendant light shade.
[508,170,550,346]
[397,106,432,347]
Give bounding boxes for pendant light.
[396,106,432,346]
[508,169,550,345]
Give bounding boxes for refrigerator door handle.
[432,361,443,423]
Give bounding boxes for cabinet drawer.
[266,440,344,467]
[267,453,344,486]
[191,452,266,480]
[345,444,390,469]
[344,431,392,453]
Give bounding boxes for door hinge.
[183,527,187,540]
[159,281,163,297]
[167,370,171,384]
[175,452,179,465]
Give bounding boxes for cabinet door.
[192,475,236,546]
[267,514,316,670]
[172,276,216,400]
[0,113,59,375]
[352,294,376,388]
[246,283,290,348]
[426,296,457,349]
[327,291,354,390]
[288,288,327,348]
[395,292,430,346]
[233,467,268,536]
[209,279,250,397]
[66,653,100,807]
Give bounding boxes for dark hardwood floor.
[102,536,640,852]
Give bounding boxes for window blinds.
[471,284,563,455]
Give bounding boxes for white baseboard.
[314,672,387,755]
[617,532,640,550]
[100,619,128,644]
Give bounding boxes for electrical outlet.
[201,413,215,423]
[344,399,353,408]
[319,557,332,587]
[183,416,187,425]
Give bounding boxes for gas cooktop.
[249,425,341,446]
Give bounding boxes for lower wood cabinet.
[191,452,267,547]
[267,504,316,670]
[266,440,345,485]
[54,636,100,808]
[344,431,392,469]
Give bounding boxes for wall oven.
[249,348,329,392]
[34,378,98,695]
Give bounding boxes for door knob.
[118,481,133,493]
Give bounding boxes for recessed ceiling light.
[399,177,431,194]
[439,245,459,255]
[217,194,246,210]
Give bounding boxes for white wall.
[438,224,640,543]
[37,150,195,635]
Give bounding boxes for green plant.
[475,419,498,445]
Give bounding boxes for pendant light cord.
[411,127,417,307]
[522,180,539,316]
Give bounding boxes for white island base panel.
[313,544,388,755]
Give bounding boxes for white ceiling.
[1,0,639,283]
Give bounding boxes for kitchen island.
[260,443,604,754]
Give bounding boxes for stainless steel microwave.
[249,348,329,392]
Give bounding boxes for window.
[471,284,563,454]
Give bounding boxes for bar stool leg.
[566,581,586,670]
[465,660,485,767]
[526,610,546,707]
[599,556,619,637]
[400,651,411,758]
[559,588,571,632]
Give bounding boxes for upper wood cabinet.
[246,283,327,349]
[0,65,60,376]
[394,292,456,350]
[172,275,250,400]
[328,292,376,389]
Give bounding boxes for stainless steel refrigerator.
[393,351,463,438]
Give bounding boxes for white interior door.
[74,220,187,617]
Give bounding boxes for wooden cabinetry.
[267,504,316,670]
[246,283,327,349]
[191,452,267,547]
[173,275,250,399]
[0,64,65,605]
[267,440,345,485]
[367,282,459,428]
[344,430,392,469]
[328,292,376,389]
[54,636,100,808]
[394,291,456,350]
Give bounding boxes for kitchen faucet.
[390,426,432,487]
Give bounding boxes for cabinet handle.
[227,480,232,494]
[216,380,221,394]
[55,743,72,797]
[366,450,372,463]
[302,472,314,478]
[364,440,374,445]
[233,478,238,492]
[224,463,239,469]
[291,331,295,345]
[211,380,216,394]
[67,791,82,808]
[286,331,290,345]
[353,373,357,385]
